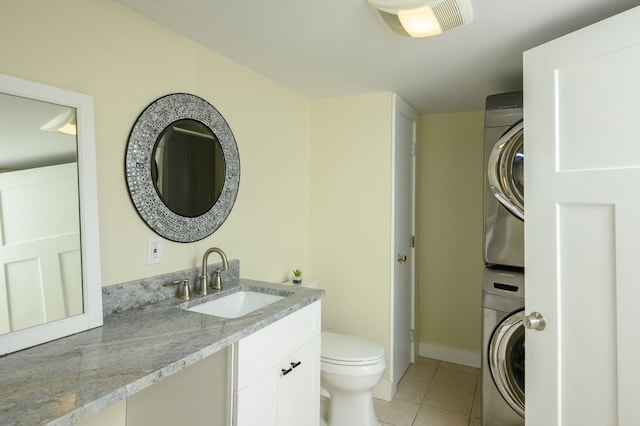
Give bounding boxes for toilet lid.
[321,331,385,365]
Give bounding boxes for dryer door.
[489,309,525,418]
[488,120,524,220]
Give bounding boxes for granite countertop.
[0,279,324,426]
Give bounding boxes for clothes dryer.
[483,92,524,268]
[482,267,525,426]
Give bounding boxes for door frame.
[389,94,418,393]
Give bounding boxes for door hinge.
[411,329,415,343]
[411,235,415,248]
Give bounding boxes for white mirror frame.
[0,74,103,355]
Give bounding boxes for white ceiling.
[0,94,77,170]
[114,0,639,114]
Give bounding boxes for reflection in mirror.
[0,74,102,355]
[153,119,225,217]
[0,94,82,333]
[126,93,239,243]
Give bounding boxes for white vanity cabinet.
[233,301,321,426]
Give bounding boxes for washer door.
[489,309,525,418]
[488,120,524,220]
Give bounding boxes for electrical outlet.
[147,237,162,264]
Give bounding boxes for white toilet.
[285,279,386,425]
[321,331,386,426]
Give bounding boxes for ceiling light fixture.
[367,0,474,38]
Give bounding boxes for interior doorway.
[391,95,417,390]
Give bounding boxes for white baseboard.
[373,378,395,402]
[419,342,481,369]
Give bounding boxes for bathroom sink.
[186,290,285,319]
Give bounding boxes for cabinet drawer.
[236,301,320,389]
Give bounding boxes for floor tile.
[413,405,470,426]
[471,392,481,419]
[371,356,481,426]
[404,358,438,383]
[431,364,478,393]
[423,384,475,414]
[440,360,479,376]
[374,397,420,426]
[394,376,430,402]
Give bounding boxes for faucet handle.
[179,279,191,300]
[166,279,191,300]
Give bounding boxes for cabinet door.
[277,336,320,426]
[234,302,321,425]
[235,371,277,425]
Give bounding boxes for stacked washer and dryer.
[482,92,526,426]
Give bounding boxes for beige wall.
[0,0,311,287]
[2,0,484,374]
[310,93,394,385]
[415,111,485,358]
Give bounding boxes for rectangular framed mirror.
[0,74,102,355]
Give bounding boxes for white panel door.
[524,6,640,426]
[0,163,81,333]
[392,95,417,388]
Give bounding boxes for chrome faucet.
[199,247,229,294]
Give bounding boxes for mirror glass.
[0,74,102,355]
[153,119,225,217]
[126,93,239,242]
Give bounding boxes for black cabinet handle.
[281,367,293,376]
[282,361,302,376]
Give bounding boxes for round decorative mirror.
[125,93,240,242]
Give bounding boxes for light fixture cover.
[41,108,77,135]
[367,0,474,38]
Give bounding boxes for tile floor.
[373,356,481,426]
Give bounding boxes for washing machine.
[482,267,525,426]
[483,92,524,269]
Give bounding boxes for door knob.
[397,254,407,263]
[523,312,546,331]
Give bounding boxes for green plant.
[293,269,302,277]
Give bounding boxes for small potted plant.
[292,269,303,284]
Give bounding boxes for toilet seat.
[321,331,385,366]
